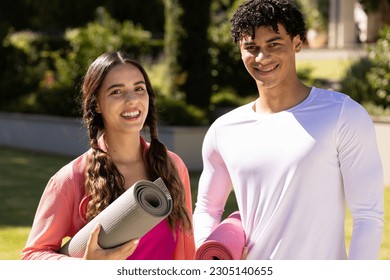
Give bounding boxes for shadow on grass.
[0,147,239,227]
[0,146,72,227]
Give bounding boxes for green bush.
[0,7,162,117]
[340,26,390,109]
[340,57,376,104]
[366,25,390,108]
[0,31,59,111]
[156,96,208,126]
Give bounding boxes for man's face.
[239,24,302,90]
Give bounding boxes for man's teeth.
[257,65,277,72]
[122,111,140,117]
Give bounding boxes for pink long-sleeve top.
[21,136,195,260]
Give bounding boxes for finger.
[241,246,248,260]
[121,239,140,256]
[87,223,101,249]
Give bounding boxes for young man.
[193,0,384,259]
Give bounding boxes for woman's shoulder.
[50,150,90,189]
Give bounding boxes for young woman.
[22,51,195,260]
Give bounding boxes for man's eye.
[245,46,258,51]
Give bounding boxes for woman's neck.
[103,132,143,165]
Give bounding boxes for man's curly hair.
[230,0,307,43]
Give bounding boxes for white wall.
[0,112,389,185]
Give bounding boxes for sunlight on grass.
[0,226,30,260]
[297,59,353,81]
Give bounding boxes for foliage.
[340,57,376,105]
[0,7,161,117]
[52,7,154,89]
[208,0,257,99]
[340,25,390,109]
[210,89,250,107]
[0,31,62,111]
[156,96,208,126]
[296,0,329,31]
[366,25,390,108]
[163,0,184,99]
[164,0,213,108]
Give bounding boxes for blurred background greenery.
[0,0,390,126]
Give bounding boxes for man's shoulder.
[212,102,254,125]
[312,87,349,103]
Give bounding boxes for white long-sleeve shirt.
[193,87,384,259]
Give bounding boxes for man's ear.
[293,36,302,52]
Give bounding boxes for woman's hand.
[82,223,139,260]
[241,247,248,260]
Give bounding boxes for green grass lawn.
[1,146,389,259]
[296,59,354,82]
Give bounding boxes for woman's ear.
[95,104,101,113]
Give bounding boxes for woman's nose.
[124,91,137,104]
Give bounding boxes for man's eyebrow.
[266,36,283,43]
[242,35,283,45]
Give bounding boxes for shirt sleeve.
[193,123,233,247]
[337,97,384,259]
[21,174,79,260]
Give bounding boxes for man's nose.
[255,50,269,63]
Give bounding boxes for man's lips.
[254,64,279,73]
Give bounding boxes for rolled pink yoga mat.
[195,211,245,260]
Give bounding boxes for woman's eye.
[135,87,146,94]
[111,89,123,95]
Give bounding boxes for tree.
[163,0,212,108]
[359,0,390,25]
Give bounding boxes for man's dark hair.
[230,0,307,43]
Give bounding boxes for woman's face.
[96,63,149,135]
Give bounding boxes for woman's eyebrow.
[106,81,145,92]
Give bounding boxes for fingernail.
[133,239,140,245]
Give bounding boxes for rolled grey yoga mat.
[59,177,172,257]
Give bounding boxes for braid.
[145,81,192,232]
[83,100,125,221]
[146,135,193,232]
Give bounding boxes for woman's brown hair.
[81,51,192,232]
